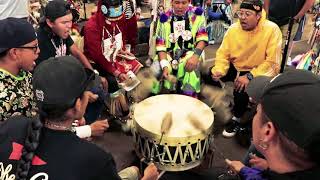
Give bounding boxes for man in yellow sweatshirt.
[207,0,282,138]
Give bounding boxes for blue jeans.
[206,25,213,41]
[84,86,107,124]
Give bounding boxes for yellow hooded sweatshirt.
[211,11,282,77]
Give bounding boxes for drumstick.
[158,170,166,179]
[188,114,206,134]
[160,112,173,135]
[218,79,226,89]
[159,112,173,145]
[140,158,166,179]
[167,75,177,84]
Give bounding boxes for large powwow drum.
[132,94,214,171]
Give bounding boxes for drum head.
[134,94,214,137]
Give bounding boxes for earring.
[258,139,269,150]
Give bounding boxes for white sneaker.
[222,120,240,138]
[209,40,215,45]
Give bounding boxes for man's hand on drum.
[234,75,249,92]
[118,73,129,82]
[211,71,223,81]
[141,163,159,180]
[225,159,245,174]
[162,67,169,79]
[185,55,199,72]
[90,119,109,137]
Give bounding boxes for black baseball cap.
[44,0,79,22]
[0,18,37,53]
[246,69,320,162]
[33,56,95,109]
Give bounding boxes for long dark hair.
[260,105,315,168]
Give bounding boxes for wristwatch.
[246,72,254,81]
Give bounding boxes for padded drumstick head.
[129,68,158,103]
[188,113,206,134]
[161,112,173,134]
[167,75,177,84]
[200,84,232,125]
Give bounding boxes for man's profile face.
[172,0,190,16]
[47,13,73,39]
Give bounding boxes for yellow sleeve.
[211,30,231,76]
[250,26,282,77]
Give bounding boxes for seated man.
[0,17,107,138]
[225,69,320,179]
[36,0,92,69]
[37,0,108,123]
[205,0,282,137]
[83,0,142,93]
[0,18,38,121]
[153,0,208,97]
[0,56,158,180]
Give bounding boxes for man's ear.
[256,12,262,20]
[7,48,20,62]
[262,121,277,143]
[64,98,82,119]
[46,19,54,28]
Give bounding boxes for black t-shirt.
[0,116,121,180]
[36,25,74,66]
[269,0,305,26]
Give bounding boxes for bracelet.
[193,48,203,57]
[160,59,170,70]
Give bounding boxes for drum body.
[132,94,214,171]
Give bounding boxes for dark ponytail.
[15,118,43,180]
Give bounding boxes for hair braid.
[15,118,43,180]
